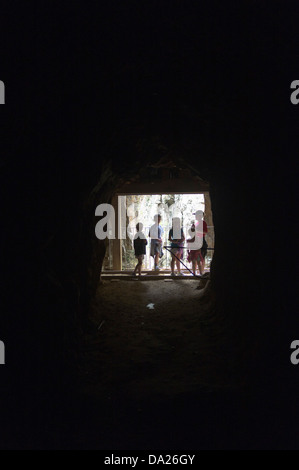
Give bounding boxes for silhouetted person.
[168,217,185,276]
[133,223,147,277]
[187,210,208,275]
[149,214,163,271]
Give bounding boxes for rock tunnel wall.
[1,4,298,448]
[2,76,295,414]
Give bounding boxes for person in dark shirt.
[133,223,148,277]
[194,210,208,274]
[168,217,185,276]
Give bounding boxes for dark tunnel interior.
[0,2,298,450]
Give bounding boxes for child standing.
[133,223,148,277]
[187,222,202,275]
[149,214,164,271]
[187,212,208,275]
[168,217,185,276]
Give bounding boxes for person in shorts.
[168,217,185,276]
[187,222,202,275]
[133,223,147,277]
[149,214,164,271]
[187,211,208,275]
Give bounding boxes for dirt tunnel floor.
[2,279,296,450]
[63,279,251,449]
[81,280,242,399]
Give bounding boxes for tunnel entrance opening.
[102,192,214,276]
[74,154,252,450]
[85,158,227,405]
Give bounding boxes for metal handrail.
[164,245,199,277]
